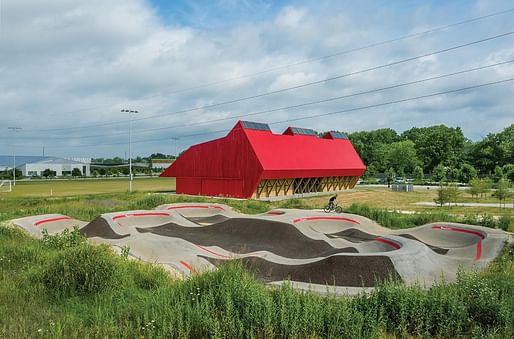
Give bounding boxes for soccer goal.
[0,180,12,193]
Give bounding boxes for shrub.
[129,194,170,210]
[128,261,169,290]
[279,198,304,209]
[497,215,512,231]
[41,244,116,297]
[40,226,86,250]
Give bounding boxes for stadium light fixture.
[121,109,139,192]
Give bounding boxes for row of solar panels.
[241,121,348,139]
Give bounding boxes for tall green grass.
[345,203,514,230]
[1,224,513,337]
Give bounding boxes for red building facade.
[160,121,366,199]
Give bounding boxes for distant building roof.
[151,159,175,164]
[0,155,88,168]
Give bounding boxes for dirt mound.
[137,218,358,259]
[80,217,129,239]
[202,255,402,287]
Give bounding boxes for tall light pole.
[121,109,139,192]
[7,126,21,186]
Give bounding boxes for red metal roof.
[244,127,365,179]
[161,121,365,198]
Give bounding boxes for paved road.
[414,202,514,208]
[358,184,469,191]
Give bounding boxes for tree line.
[347,123,514,183]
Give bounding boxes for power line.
[19,58,514,141]
[37,76,514,149]
[12,7,514,126]
[269,77,514,126]
[21,29,514,133]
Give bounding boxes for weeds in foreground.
[1,225,514,337]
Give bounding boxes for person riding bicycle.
[328,194,338,210]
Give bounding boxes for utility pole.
[121,109,139,192]
[8,126,21,186]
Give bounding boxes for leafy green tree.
[469,178,493,200]
[381,140,420,176]
[504,164,514,181]
[42,168,55,178]
[386,167,396,188]
[432,163,447,182]
[362,164,377,180]
[5,169,22,180]
[434,183,450,207]
[492,166,506,183]
[348,128,400,171]
[458,163,477,183]
[434,183,459,207]
[71,168,82,177]
[402,125,465,173]
[446,166,461,182]
[481,179,493,198]
[413,166,424,182]
[468,178,481,199]
[470,124,514,174]
[495,179,512,208]
[446,183,460,206]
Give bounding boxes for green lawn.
[2,177,175,197]
[1,180,512,227]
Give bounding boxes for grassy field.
[2,177,175,197]
[1,179,512,226]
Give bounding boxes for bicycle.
[324,202,342,213]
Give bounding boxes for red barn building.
[160,121,366,199]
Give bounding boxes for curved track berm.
[10,203,510,294]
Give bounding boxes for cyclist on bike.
[328,194,338,210]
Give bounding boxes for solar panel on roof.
[290,127,317,136]
[241,121,271,131]
[329,131,348,139]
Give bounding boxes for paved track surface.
[10,203,510,294]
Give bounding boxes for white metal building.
[151,159,175,170]
[0,156,90,177]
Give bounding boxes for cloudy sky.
[0,0,513,158]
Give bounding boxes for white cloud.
[0,0,513,158]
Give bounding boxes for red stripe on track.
[266,211,285,215]
[179,260,197,274]
[432,225,485,261]
[373,237,401,250]
[476,240,482,261]
[112,212,170,221]
[34,216,73,226]
[166,205,225,211]
[293,216,360,224]
[195,244,232,258]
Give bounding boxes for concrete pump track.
[11,203,510,295]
